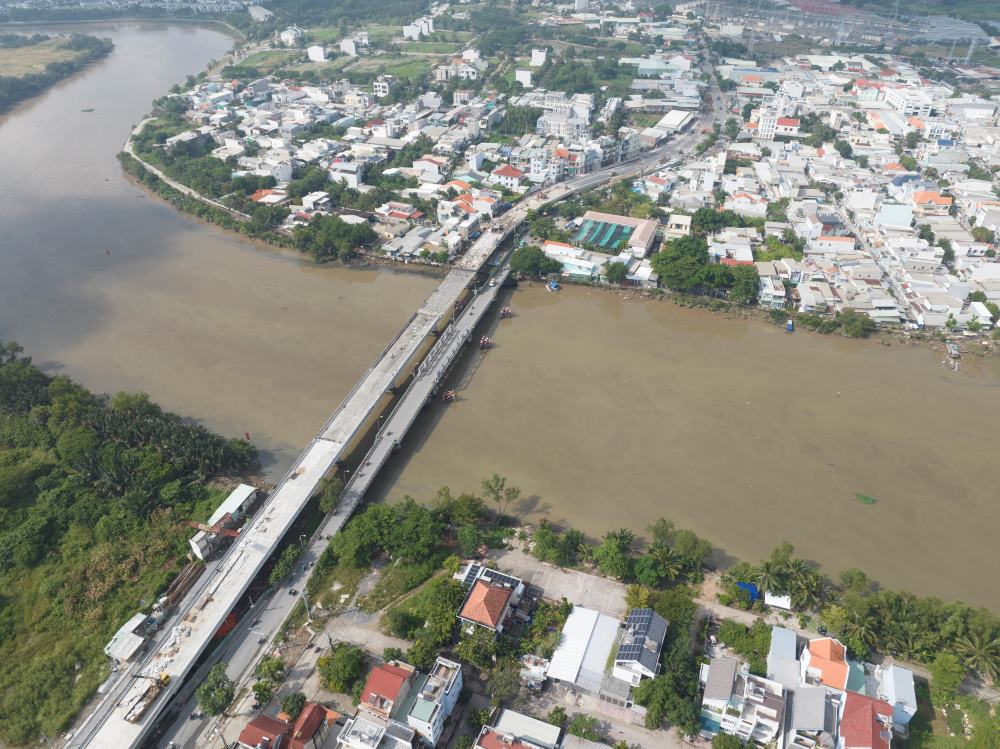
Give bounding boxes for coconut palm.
[577,542,595,567]
[649,542,684,584]
[954,631,1000,683]
[609,528,635,553]
[790,571,823,611]
[841,610,877,657]
[751,558,790,596]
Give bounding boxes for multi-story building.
[404,658,463,746]
[700,658,786,745]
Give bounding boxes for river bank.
[0,31,113,113]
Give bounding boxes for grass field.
[239,49,300,72]
[0,39,78,77]
[285,57,354,76]
[400,41,463,54]
[350,55,434,79]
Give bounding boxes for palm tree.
[577,542,595,567]
[954,632,1000,684]
[841,610,877,657]
[751,558,789,596]
[609,528,635,553]
[790,571,823,612]
[649,542,684,584]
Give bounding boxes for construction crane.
[181,512,240,538]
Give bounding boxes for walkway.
[123,120,250,221]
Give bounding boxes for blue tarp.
[736,582,760,603]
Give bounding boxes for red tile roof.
[807,637,849,689]
[238,715,290,749]
[776,117,800,127]
[841,692,894,749]
[360,663,412,713]
[460,580,511,629]
[492,165,524,178]
[288,702,326,749]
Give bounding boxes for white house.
[406,658,463,746]
[307,45,326,62]
[515,69,533,89]
[491,164,525,191]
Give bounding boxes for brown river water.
[1,24,997,607]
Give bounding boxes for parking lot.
[491,547,626,618]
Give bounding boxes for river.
[373,285,1000,609]
[1,24,997,609]
[0,22,437,470]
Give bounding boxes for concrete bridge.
[71,120,706,748]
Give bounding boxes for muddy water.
[374,285,1000,609]
[0,23,437,469]
[2,24,997,609]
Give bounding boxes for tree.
[510,245,562,277]
[604,261,629,284]
[648,543,683,583]
[939,237,955,264]
[625,583,652,610]
[594,530,633,580]
[724,117,739,139]
[487,658,521,705]
[954,631,1000,683]
[481,473,520,524]
[841,609,877,657]
[253,655,285,704]
[729,265,759,305]
[634,555,666,588]
[317,475,343,514]
[567,714,601,740]
[972,226,995,243]
[197,663,235,716]
[547,706,567,726]
[281,691,306,720]
[318,644,366,693]
[929,652,965,702]
[457,626,498,670]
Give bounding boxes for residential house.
[912,191,953,218]
[238,715,290,749]
[840,691,894,749]
[456,563,524,634]
[475,710,561,749]
[337,710,414,749]
[700,657,786,745]
[404,658,463,746]
[876,665,917,733]
[612,608,668,686]
[359,662,415,720]
[801,637,849,692]
[665,213,692,239]
[725,192,769,219]
[491,164,525,191]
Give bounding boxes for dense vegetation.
[0,342,256,745]
[721,543,1000,683]
[0,34,114,113]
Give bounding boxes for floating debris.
[854,493,877,505]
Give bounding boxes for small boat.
[81,108,95,113]
[854,493,877,505]
[547,280,560,292]
[785,319,795,333]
